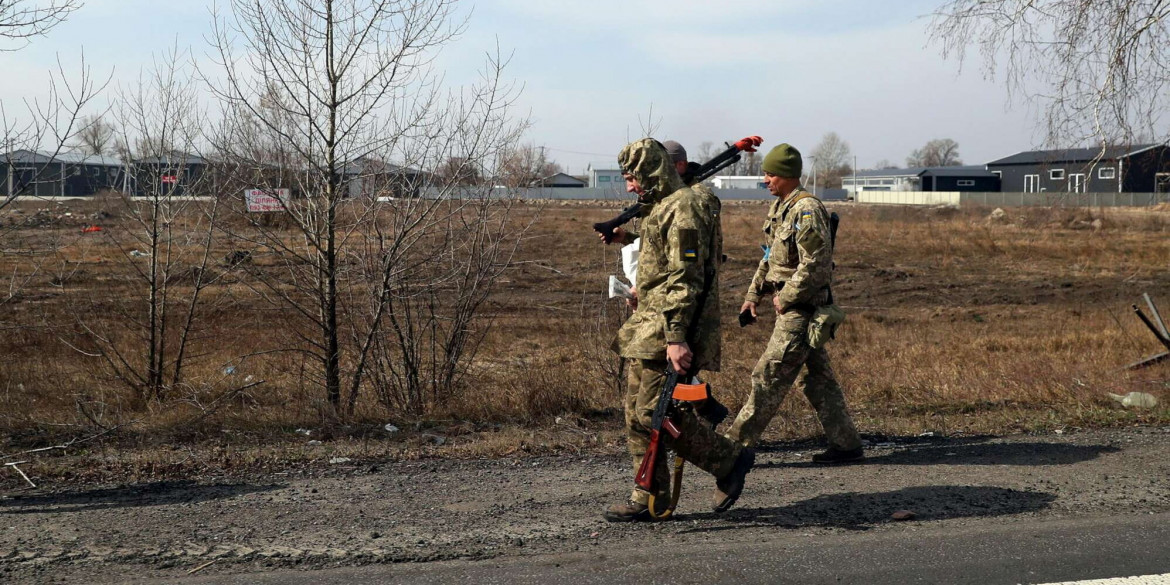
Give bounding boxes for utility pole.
[810,155,817,195]
[852,155,857,200]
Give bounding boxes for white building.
[841,168,925,196]
[586,164,624,189]
[710,175,765,190]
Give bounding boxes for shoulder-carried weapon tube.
[593,136,763,243]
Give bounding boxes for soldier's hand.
[598,227,627,245]
[626,289,638,310]
[666,342,692,374]
[740,301,757,319]
[772,295,788,315]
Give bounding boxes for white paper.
[608,275,633,299]
[621,238,640,289]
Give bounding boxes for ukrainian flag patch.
[679,228,699,262]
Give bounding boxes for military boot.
[603,495,671,522]
[811,446,864,464]
[603,500,650,522]
[712,448,755,513]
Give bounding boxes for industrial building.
[985,144,1170,193]
[842,166,999,196]
[2,149,124,197]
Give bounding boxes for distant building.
[812,187,849,201]
[343,157,425,198]
[586,164,624,190]
[533,172,586,188]
[985,144,1170,193]
[842,166,999,195]
[842,168,925,194]
[2,149,124,197]
[130,152,209,197]
[919,166,1001,192]
[711,175,765,190]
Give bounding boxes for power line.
[541,146,613,157]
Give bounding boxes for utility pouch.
[807,303,846,349]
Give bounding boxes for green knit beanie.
[762,143,802,178]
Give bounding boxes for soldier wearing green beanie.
[727,142,865,464]
[761,143,803,178]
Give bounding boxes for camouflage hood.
[618,138,686,206]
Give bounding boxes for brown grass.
[2,199,1169,483]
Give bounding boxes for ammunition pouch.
[807,303,846,349]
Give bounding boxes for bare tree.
[71,113,115,155]
[873,159,898,169]
[497,144,560,187]
[696,141,715,164]
[731,150,760,175]
[0,0,80,49]
[906,138,962,167]
[66,46,225,401]
[208,0,526,416]
[1,1,104,322]
[810,131,853,188]
[931,0,1170,149]
[437,156,482,186]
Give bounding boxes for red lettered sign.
[245,188,289,212]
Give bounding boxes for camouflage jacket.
[614,139,722,371]
[744,186,833,310]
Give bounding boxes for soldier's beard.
[636,179,658,204]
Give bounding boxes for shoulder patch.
[679,228,699,262]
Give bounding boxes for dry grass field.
[1,197,1169,484]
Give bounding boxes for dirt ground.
[5,199,1168,452]
[3,427,1170,583]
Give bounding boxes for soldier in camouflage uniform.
[728,143,864,464]
[605,140,721,254]
[604,138,754,522]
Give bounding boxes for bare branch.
[0,0,80,50]
[931,0,1170,148]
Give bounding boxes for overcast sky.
[2,0,1044,173]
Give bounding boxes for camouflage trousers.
[726,308,862,450]
[625,359,742,505]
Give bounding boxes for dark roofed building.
[130,152,209,197]
[2,149,125,198]
[919,166,1000,192]
[843,165,998,195]
[342,157,425,199]
[986,144,1170,193]
[535,172,586,188]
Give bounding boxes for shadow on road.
[756,440,1119,469]
[0,480,281,514]
[679,485,1057,532]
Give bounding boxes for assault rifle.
[634,366,727,519]
[593,136,763,243]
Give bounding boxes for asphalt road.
[172,512,1170,585]
[7,428,1169,583]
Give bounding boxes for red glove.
[734,135,763,152]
